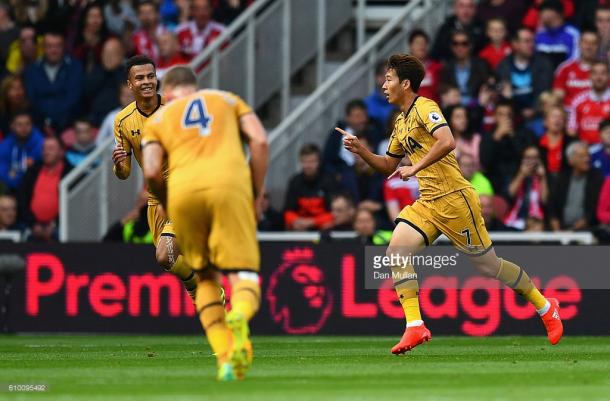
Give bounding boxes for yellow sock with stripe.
[170,255,197,295]
[496,258,548,312]
[196,279,231,364]
[230,278,261,322]
[391,264,423,326]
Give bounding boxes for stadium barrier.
[2,241,607,335]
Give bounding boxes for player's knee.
[470,257,500,278]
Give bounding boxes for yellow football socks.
[496,258,547,310]
[171,255,197,293]
[196,279,231,364]
[391,264,422,325]
[230,279,261,322]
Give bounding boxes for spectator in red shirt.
[156,31,189,78]
[538,106,574,181]
[18,136,72,242]
[408,29,442,102]
[283,144,335,231]
[132,0,167,64]
[553,30,599,108]
[176,0,226,61]
[568,61,610,145]
[479,17,512,70]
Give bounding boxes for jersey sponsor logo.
[428,111,442,123]
[404,136,423,155]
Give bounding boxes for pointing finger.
[335,127,349,136]
[388,169,400,180]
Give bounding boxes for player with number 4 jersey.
[142,66,268,381]
[337,54,563,355]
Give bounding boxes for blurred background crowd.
[0,0,609,244]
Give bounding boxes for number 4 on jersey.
[183,98,213,136]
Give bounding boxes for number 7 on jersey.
[182,98,213,136]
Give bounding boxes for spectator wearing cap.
[176,0,226,61]
[24,31,84,134]
[549,141,604,231]
[591,119,610,177]
[534,0,580,70]
[431,0,484,62]
[0,112,44,191]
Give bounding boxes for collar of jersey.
[136,94,162,117]
[402,95,419,119]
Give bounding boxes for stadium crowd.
[0,0,250,241]
[281,0,610,244]
[1,0,610,243]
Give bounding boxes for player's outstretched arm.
[335,127,399,176]
[240,113,269,199]
[142,142,167,207]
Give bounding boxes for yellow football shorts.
[395,187,492,255]
[147,203,176,246]
[168,186,260,272]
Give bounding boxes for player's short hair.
[599,119,610,132]
[126,55,156,77]
[161,66,197,88]
[386,54,425,92]
[299,143,320,158]
[345,99,367,116]
[408,28,429,45]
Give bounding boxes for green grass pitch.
[0,335,609,401]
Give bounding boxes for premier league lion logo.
[266,248,333,334]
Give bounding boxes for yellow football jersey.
[113,94,168,204]
[142,89,253,195]
[386,96,471,200]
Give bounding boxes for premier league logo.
[266,248,333,334]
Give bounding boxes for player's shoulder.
[115,101,138,124]
[415,96,440,109]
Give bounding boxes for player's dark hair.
[408,28,429,45]
[126,55,156,78]
[162,66,197,88]
[386,54,425,92]
[345,99,367,116]
[599,119,610,132]
[299,143,320,158]
[539,0,564,15]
